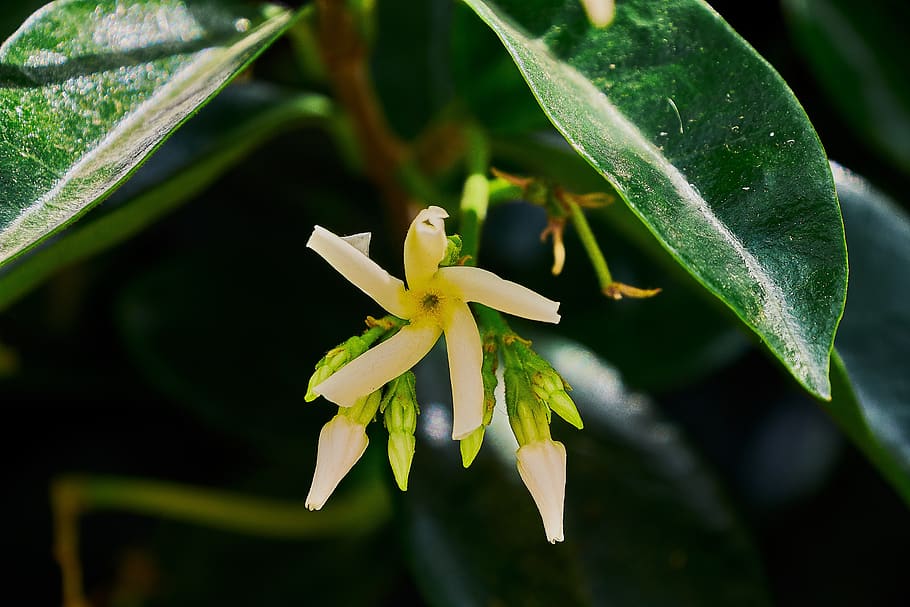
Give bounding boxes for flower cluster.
[304,206,581,542]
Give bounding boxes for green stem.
[487,177,523,207]
[459,126,491,265]
[361,315,406,346]
[52,474,391,607]
[567,199,614,288]
[55,474,391,538]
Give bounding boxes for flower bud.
[305,414,369,510]
[381,373,419,490]
[523,347,583,430]
[305,336,369,401]
[344,389,383,427]
[460,333,498,468]
[440,234,463,267]
[459,426,485,468]
[387,432,416,491]
[516,439,567,543]
[503,366,551,447]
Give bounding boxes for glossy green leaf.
[0,83,331,313]
[827,163,910,504]
[406,340,770,607]
[490,135,751,391]
[462,0,847,399]
[783,0,910,174]
[0,0,294,268]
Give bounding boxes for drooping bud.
[305,414,370,511]
[305,336,369,401]
[381,373,419,490]
[305,389,382,510]
[516,439,567,543]
[460,331,498,467]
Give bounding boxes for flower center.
[421,293,440,311]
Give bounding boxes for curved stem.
[566,199,614,287]
[52,474,391,607]
[458,126,491,265]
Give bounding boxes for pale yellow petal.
[516,439,567,543]
[307,225,408,318]
[444,301,484,440]
[438,266,561,323]
[404,206,449,289]
[305,415,369,510]
[581,0,615,28]
[313,323,441,407]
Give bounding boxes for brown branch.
[315,0,411,235]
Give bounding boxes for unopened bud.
[306,336,369,401]
[548,390,583,430]
[516,439,567,543]
[342,389,383,427]
[388,432,416,491]
[440,234,464,266]
[503,366,551,447]
[381,373,419,490]
[459,334,499,468]
[459,425,485,468]
[305,414,369,510]
[525,348,584,430]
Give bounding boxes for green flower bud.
[306,336,369,401]
[340,389,382,426]
[503,366,551,447]
[547,390,583,430]
[380,372,419,434]
[522,345,584,430]
[480,333,498,426]
[460,426,485,468]
[380,372,419,490]
[388,432,416,491]
[440,234,464,267]
[458,331,499,468]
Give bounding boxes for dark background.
[2,1,908,606]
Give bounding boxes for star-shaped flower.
[306,206,561,440]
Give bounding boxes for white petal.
[516,439,567,543]
[340,232,371,256]
[307,225,408,318]
[438,266,561,323]
[305,415,369,510]
[313,323,441,407]
[404,206,449,290]
[443,302,484,440]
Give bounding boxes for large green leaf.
[406,339,770,606]
[783,0,910,174]
[0,83,332,313]
[828,163,910,504]
[0,0,294,268]
[462,0,847,399]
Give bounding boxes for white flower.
[305,414,369,510]
[516,439,567,543]
[307,206,560,440]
